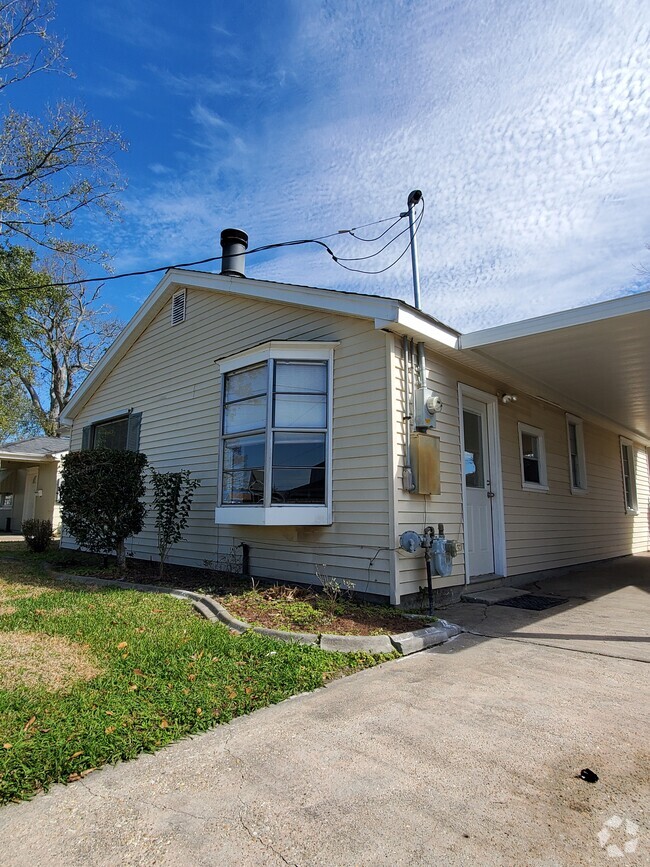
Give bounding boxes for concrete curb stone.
[320,633,395,654]
[253,627,319,646]
[390,621,464,655]
[46,568,463,656]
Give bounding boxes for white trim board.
[460,289,650,348]
[458,383,507,583]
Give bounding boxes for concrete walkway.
[0,556,648,866]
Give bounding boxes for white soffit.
[460,292,650,441]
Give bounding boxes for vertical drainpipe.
[402,335,415,493]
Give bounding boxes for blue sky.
[11,0,650,331]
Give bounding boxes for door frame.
[458,383,507,584]
[22,466,39,523]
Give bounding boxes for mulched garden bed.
[41,549,432,637]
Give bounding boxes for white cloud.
[101,0,650,331]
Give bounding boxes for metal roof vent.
[171,288,186,325]
[220,228,249,277]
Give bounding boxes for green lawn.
[0,553,386,804]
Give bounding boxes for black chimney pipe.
[220,228,249,277]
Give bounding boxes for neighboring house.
[59,235,650,605]
[0,436,69,535]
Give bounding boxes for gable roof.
[60,262,650,444]
[60,268,459,423]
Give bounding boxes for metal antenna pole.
[407,190,423,310]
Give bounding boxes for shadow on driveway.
[440,553,650,662]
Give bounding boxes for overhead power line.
[1,203,424,294]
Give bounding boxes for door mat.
[495,594,566,611]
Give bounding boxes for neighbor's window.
[0,493,13,508]
[216,342,335,526]
[620,438,637,514]
[81,413,142,452]
[566,415,587,493]
[518,423,548,490]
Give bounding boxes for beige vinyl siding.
[391,336,649,598]
[392,337,467,599]
[499,398,650,574]
[63,288,393,596]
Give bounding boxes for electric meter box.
[411,432,441,495]
[414,387,441,430]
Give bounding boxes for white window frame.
[566,414,588,494]
[517,422,548,491]
[215,341,338,526]
[619,437,638,515]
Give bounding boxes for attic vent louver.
[171,289,186,325]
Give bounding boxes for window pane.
[222,470,264,504]
[225,364,267,403]
[271,468,325,504]
[622,445,634,509]
[93,418,128,450]
[224,396,267,434]
[275,362,327,394]
[463,410,485,489]
[273,432,326,468]
[568,423,580,487]
[274,394,326,428]
[223,434,265,471]
[521,433,539,460]
[523,458,540,484]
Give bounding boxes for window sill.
[624,506,638,516]
[521,482,549,493]
[570,486,589,496]
[215,505,331,526]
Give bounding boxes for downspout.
[402,335,415,492]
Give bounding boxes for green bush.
[150,468,200,578]
[59,448,147,571]
[21,518,53,552]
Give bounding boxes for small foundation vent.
[171,289,186,325]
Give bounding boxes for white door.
[462,397,495,578]
[22,468,38,523]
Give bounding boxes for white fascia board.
[172,269,400,321]
[374,305,459,349]
[460,290,650,348]
[0,452,51,463]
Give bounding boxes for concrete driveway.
[0,556,648,866]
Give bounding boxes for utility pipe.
[402,334,415,493]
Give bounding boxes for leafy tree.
[0,1,126,261]
[0,245,45,351]
[1,257,122,436]
[0,372,40,441]
[59,449,147,573]
[151,469,201,578]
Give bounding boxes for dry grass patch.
[0,604,17,615]
[0,631,102,692]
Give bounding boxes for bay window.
[216,342,336,525]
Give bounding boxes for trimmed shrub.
[22,519,53,553]
[60,448,147,571]
[150,468,201,578]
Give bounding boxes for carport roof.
[460,291,650,443]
